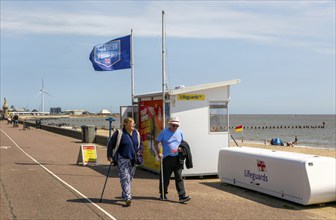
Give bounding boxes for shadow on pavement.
[86,165,159,180]
[67,195,168,207]
[200,181,336,211]
[67,197,124,207]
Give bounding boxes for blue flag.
[89,35,131,71]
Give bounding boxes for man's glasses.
[171,125,179,128]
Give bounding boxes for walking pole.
[100,161,113,202]
[160,157,164,198]
[100,120,115,202]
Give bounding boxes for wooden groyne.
[230,122,326,130]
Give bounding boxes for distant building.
[99,109,111,115]
[50,107,62,114]
[64,110,85,115]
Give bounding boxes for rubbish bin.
[81,125,95,143]
[36,120,42,129]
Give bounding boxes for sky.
[1,1,335,114]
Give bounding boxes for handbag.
[135,153,142,165]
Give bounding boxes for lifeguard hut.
[135,79,240,176]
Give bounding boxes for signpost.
[105,117,115,139]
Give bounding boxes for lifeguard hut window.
[209,101,228,133]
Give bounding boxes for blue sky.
[1,1,335,114]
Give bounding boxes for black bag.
[135,153,144,165]
[135,154,141,165]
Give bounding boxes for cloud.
[1,1,334,53]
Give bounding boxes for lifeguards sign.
[178,94,205,101]
[77,144,98,166]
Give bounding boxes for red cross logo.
[257,160,267,172]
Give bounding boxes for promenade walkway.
[1,121,335,219]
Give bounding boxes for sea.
[229,114,335,150]
[36,114,335,150]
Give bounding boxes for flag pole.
[162,10,166,128]
[160,10,165,200]
[227,87,230,147]
[131,29,134,118]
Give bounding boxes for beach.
[231,141,336,158]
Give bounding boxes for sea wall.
[21,121,109,145]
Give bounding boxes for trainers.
[125,199,132,206]
[179,195,191,203]
[160,194,168,200]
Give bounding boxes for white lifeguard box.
[135,79,240,176]
[218,147,336,205]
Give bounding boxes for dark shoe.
[179,195,191,203]
[159,194,168,200]
[125,199,132,206]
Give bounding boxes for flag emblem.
[257,160,267,172]
[92,40,120,68]
[89,35,131,71]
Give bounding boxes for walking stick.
[100,161,113,202]
[160,157,164,198]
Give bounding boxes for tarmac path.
[0,121,335,220]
